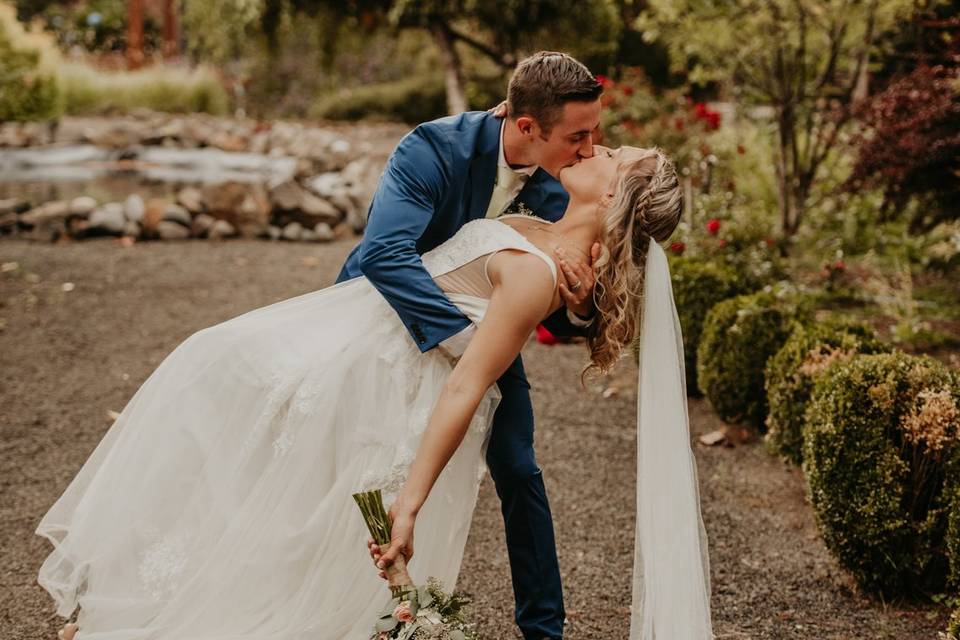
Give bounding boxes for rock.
[176,187,205,214]
[162,203,192,227]
[142,198,167,234]
[305,172,342,198]
[1,212,20,233]
[202,182,270,238]
[313,222,335,242]
[266,224,282,241]
[124,194,145,223]
[0,198,31,216]
[191,213,216,237]
[269,179,341,225]
[122,220,141,238]
[300,228,318,242]
[332,222,354,240]
[208,219,237,240]
[22,220,65,242]
[157,220,191,240]
[88,203,127,235]
[282,221,304,241]
[69,196,98,217]
[20,201,70,227]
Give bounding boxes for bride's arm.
[374,251,555,570]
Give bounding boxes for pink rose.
[393,602,414,623]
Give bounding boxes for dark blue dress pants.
[485,355,564,640]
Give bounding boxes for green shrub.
[945,606,960,640]
[948,475,960,592]
[764,320,889,465]
[696,290,805,428]
[0,19,61,121]
[310,75,448,123]
[669,257,751,395]
[804,352,960,598]
[58,63,229,115]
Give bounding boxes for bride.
[37,144,712,639]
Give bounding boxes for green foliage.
[182,0,264,64]
[804,352,960,598]
[946,603,960,640]
[668,257,752,395]
[948,475,960,593]
[310,74,448,123]
[764,320,889,465]
[0,16,61,121]
[696,289,806,428]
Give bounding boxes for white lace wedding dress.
[36,215,558,640]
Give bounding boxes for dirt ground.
[1,237,951,639]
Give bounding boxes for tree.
[260,0,620,116]
[638,0,915,237]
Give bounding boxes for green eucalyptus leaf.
[376,616,400,633]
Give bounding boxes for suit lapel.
[466,114,502,222]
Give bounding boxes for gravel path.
[1,238,950,639]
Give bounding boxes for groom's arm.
[358,125,473,354]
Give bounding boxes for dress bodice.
[423,216,558,300]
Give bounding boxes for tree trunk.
[429,20,468,115]
[126,0,145,69]
[161,0,179,60]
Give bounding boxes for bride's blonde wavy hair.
[584,147,683,378]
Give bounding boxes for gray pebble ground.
[1,238,950,639]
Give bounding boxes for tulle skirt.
[36,276,500,640]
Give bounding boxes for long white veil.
[629,240,714,639]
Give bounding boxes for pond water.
[0,145,298,205]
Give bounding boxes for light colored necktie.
[485,164,528,219]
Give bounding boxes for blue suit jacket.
[336,111,583,353]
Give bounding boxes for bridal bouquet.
[353,489,478,640]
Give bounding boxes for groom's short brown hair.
[507,51,602,135]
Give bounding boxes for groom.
[337,51,603,640]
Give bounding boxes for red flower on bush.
[674,117,685,131]
[717,238,728,248]
[622,85,635,96]
[706,219,721,235]
[595,74,614,89]
[692,102,721,130]
[670,241,686,255]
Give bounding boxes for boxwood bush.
[764,320,889,465]
[669,257,751,395]
[696,290,805,429]
[804,352,960,598]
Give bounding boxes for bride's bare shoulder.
[485,249,558,313]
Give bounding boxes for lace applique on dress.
[138,527,192,600]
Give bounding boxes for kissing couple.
[38,51,713,640]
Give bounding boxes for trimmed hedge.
[764,320,889,465]
[669,257,751,395]
[696,290,805,429]
[804,352,960,597]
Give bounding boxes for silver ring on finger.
[570,280,582,292]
